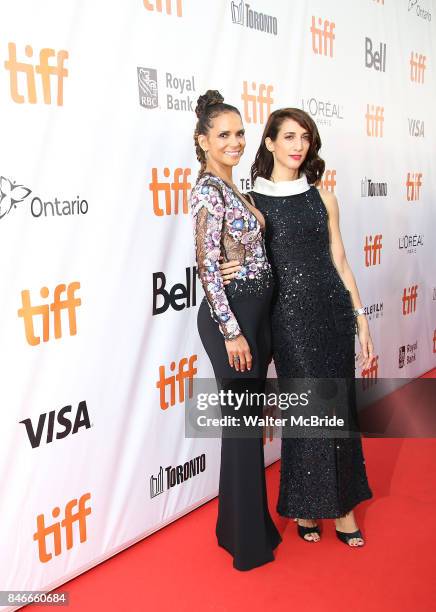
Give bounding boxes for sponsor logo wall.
[0,0,435,603]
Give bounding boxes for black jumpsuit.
[191,172,281,570]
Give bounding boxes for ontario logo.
[0,175,89,220]
[0,176,31,219]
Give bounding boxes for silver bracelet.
[353,307,366,317]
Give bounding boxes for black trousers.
[197,287,281,571]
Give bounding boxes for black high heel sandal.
[336,529,365,547]
[296,518,321,542]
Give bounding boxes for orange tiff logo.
[402,285,418,315]
[320,169,336,192]
[365,104,384,137]
[18,282,81,346]
[149,167,191,216]
[241,81,273,124]
[406,172,422,201]
[144,0,182,17]
[33,493,91,563]
[364,234,382,267]
[156,355,197,409]
[310,16,335,57]
[433,329,436,354]
[410,52,426,83]
[361,355,379,390]
[4,43,68,105]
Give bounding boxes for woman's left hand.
[356,316,374,371]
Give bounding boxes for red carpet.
[26,371,436,612]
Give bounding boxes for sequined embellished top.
[190,172,273,340]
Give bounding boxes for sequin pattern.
[191,173,272,340]
[251,186,373,518]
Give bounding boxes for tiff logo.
[33,493,91,563]
[410,52,426,83]
[310,16,335,57]
[4,43,68,106]
[156,355,197,409]
[365,104,384,137]
[149,168,191,216]
[402,285,418,315]
[320,169,336,192]
[241,81,273,124]
[433,329,436,354]
[364,234,382,267]
[361,356,379,390]
[143,0,182,17]
[406,172,422,201]
[18,282,81,346]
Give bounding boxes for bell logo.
[321,169,336,192]
[361,355,379,390]
[406,172,422,201]
[310,16,335,57]
[143,0,182,16]
[156,355,197,410]
[410,52,426,83]
[365,104,384,137]
[20,401,91,449]
[149,168,191,216]
[241,81,273,125]
[18,282,81,346]
[402,285,418,315]
[4,43,68,106]
[364,235,382,267]
[33,493,92,563]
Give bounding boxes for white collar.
[253,174,310,196]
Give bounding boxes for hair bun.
[195,90,224,118]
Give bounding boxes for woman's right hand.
[225,334,252,372]
[219,257,242,285]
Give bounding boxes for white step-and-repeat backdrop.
[0,0,435,605]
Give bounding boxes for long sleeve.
[192,183,242,340]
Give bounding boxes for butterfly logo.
[0,176,32,219]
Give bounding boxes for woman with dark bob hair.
[220,108,374,547]
[190,90,281,570]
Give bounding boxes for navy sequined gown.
[251,175,373,518]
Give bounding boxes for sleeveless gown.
[251,177,373,518]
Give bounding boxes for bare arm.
[318,188,374,370]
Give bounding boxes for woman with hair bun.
[220,108,374,547]
[190,90,281,570]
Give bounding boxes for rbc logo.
[138,67,158,109]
